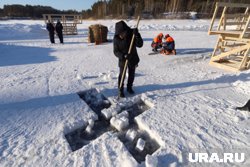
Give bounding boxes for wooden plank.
[239,48,250,69]
[209,30,242,35]
[211,36,222,58]
[209,61,241,72]
[217,2,250,8]
[208,4,218,34]
[211,44,250,61]
[217,7,227,31]
[240,15,250,38]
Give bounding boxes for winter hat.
[165,34,170,38]
[158,33,163,38]
[115,20,130,35]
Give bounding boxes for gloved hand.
[133,28,139,36]
[124,54,131,60]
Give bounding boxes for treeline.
[83,0,250,19]
[0,4,80,18]
[0,0,249,19]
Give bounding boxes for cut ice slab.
[126,129,137,141]
[101,107,118,120]
[110,116,129,131]
[136,138,146,152]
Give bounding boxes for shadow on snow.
[0,43,57,67]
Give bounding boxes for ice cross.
[65,88,160,163]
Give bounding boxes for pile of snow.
[0,21,47,40]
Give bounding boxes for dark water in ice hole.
[65,89,160,163]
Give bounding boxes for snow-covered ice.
[145,154,158,167]
[0,19,249,166]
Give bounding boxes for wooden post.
[240,15,250,39]
[217,6,227,31]
[238,7,249,30]
[239,47,250,70]
[208,2,218,34]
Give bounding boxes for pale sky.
[0,0,97,11]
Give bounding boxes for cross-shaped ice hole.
[65,88,160,163]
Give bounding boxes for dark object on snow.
[113,20,143,97]
[55,20,63,43]
[236,99,250,111]
[46,21,55,44]
[88,24,108,44]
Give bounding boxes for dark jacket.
[55,22,63,34]
[113,21,143,67]
[46,22,55,34]
[163,41,175,51]
[163,36,175,51]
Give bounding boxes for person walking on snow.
[113,20,143,98]
[46,20,55,44]
[161,34,176,55]
[151,33,163,52]
[55,20,64,44]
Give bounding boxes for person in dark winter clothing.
[55,20,63,44]
[46,20,55,44]
[113,20,143,98]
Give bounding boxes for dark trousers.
[118,64,135,90]
[49,32,55,43]
[57,33,63,43]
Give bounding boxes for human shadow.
[102,73,249,97]
[176,48,213,55]
[135,73,249,95]
[157,153,183,167]
[143,38,153,42]
[0,93,78,111]
[0,43,57,67]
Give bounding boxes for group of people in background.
[46,20,64,44]
[151,33,176,55]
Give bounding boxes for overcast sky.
[0,0,97,11]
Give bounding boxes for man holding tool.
[113,18,143,98]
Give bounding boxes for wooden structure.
[43,14,82,35]
[88,24,108,44]
[208,2,250,71]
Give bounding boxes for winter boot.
[172,49,176,55]
[119,89,125,98]
[127,87,135,94]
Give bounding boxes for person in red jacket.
[161,34,176,55]
[151,33,163,52]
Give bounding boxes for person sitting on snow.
[151,33,163,52]
[161,34,176,55]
